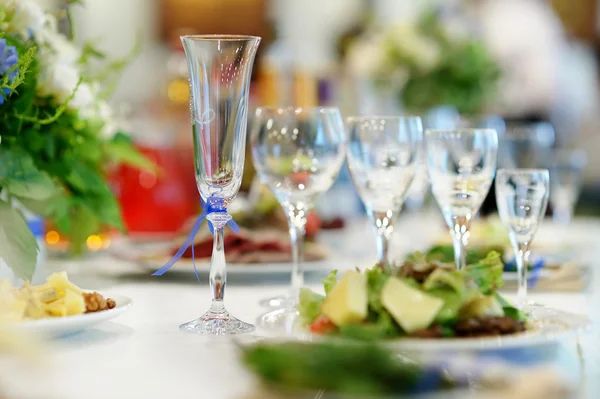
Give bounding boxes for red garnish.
[309,316,337,334]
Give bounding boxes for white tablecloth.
[2,213,600,399]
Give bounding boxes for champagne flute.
[251,107,346,309]
[496,169,549,304]
[426,129,498,270]
[176,35,260,335]
[346,116,423,267]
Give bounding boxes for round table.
[2,213,600,399]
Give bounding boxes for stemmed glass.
[496,169,549,304]
[550,149,587,225]
[251,107,346,310]
[346,116,423,267]
[176,35,260,335]
[426,129,498,270]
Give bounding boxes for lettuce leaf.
[464,251,504,294]
[422,268,464,294]
[365,267,389,313]
[494,292,527,322]
[322,270,338,295]
[297,288,324,325]
[427,287,463,324]
[339,312,398,341]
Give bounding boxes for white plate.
[136,258,332,276]
[12,293,133,337]
[111,239,334,276]
[257,303,591,352]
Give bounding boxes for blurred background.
[33,0,600,249]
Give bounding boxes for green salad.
[298,252,526,340]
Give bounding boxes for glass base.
[256,307,301,336]
[179,304,255,335]
[258,294,296,309]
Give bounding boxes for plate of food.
[416,245,553,282]
[258,251,590,351]
[112,227,333,276]
[112,187,337,276]
[1,272,132,337]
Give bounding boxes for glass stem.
[287,207,307,301]
[368,209,394,268]
[451,217,470,270]
[207,213,231,313]
[514,241,531,305]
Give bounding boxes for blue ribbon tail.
[227,219,240,234]
[152,212,206,276]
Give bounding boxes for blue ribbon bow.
[152,197,240,281]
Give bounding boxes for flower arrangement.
[347,9,501,115]
[0,0,153,279]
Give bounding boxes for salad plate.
[257,303,591,352]
[258,251,591,352]
[11,293,133,337]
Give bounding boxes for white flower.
[347,36,387,77]
[36,59,81,104]
[70,82,95,111]
[388,22,441,73]
[0,0,48,40]
[97,102,120,139]
[36,29,81,65]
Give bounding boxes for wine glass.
[173,35,260,335]
[251,107,346,309]
[346,116,423,267]
[550,149,587,225]
[496,169,549,304]
[426,129,498,270]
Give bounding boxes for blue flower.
[0,38,19,105]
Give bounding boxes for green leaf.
[464,251,504,294]
[422,268,465,294]
[86,191,125,231]
[68,202,100,255]
[427,287,463,324]
[65,162,109,194]
[0,147,57,200]
[322,270,338,295]
[105,139,159,172]
[296,288,324,325]
[0,200,38,280]
[364,267,389,313]
[339,312,398,341]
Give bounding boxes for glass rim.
[255,106,341,115]
[497,168,550,175]
[180,34,261,41]
[346,115,422,123]
[425,128,497,135]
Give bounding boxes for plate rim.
[258,304,592,351]
[9,292,133,331]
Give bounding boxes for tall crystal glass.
[426,129,498,270]
[180,35,260,335]
[346,116,423,267]
[251,107,346,309]
[496,169,549,304]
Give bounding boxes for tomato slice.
[309,316,337,334]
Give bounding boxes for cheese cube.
[381,277,444,334]
[321,271,368,326]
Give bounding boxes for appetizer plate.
[134,258,332,276]
[257,303,591,352]
[111,239,334,276]
[11,293,133,337]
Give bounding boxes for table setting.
[1,3,600,399]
